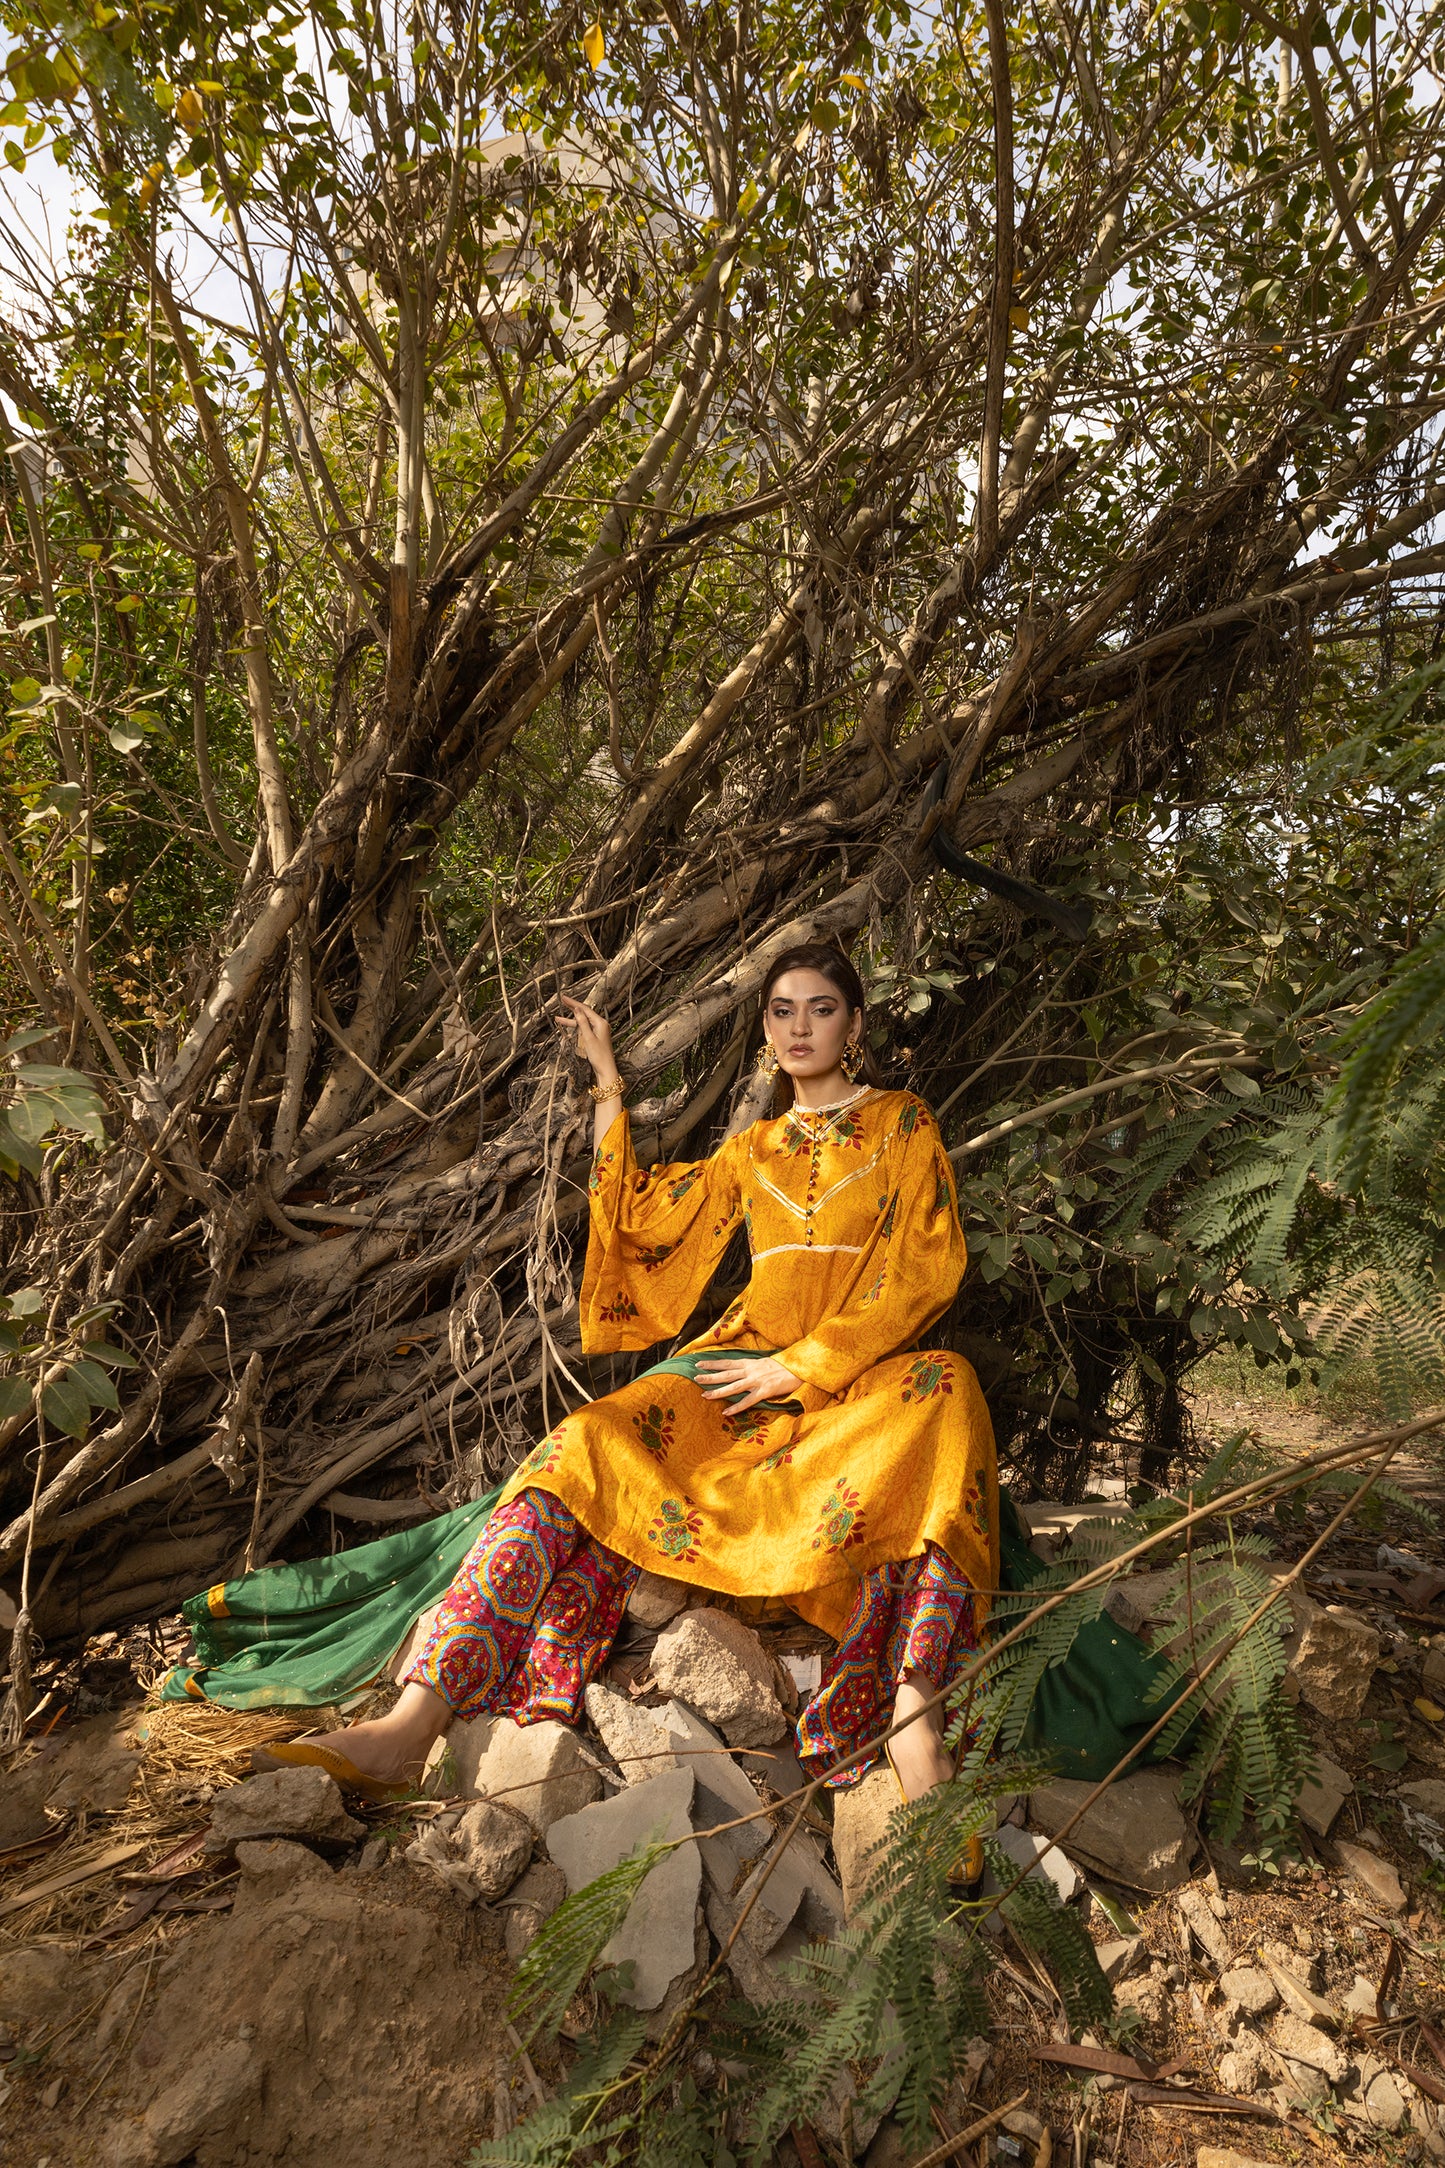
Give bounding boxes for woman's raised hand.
[555,993,618,1083]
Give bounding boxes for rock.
[829,1763,897,1920]
[1397,1778,1445,1819]
[730,1824,845,1954]
[452,1798,534,1899]
[585,1682,676,1785]
[1259,1952,1337,2026]
[649,1608,788,1747]
[1282,1590,1380,1722]
[204,1767,364,1857]
[1296,1752,1353,1839]
[441,1712,497,1795]
[628,1569,690,1628]
[992,1823,1083,1904]
[1334,1838,1406,1914]
[1215,2042,1264,2096]
[106,2034,262,2166]
[1342,1972,1379,2018]
[863,2119,911,2168]
[1269,2010,1347,2097]
[233,1839,330,1895]
[0,1943,105,2033]
[1196,2152,1276,2168]
[1220,1967,1279,2017]
[500,1859,569,1963]
[1176,1883,1231,1968]
[1095,1936,1144,1982]
[1341,2052,1410,2131]
[1424,1646,1445,1699]
[472,1717,602,1833]
[1029,1766,1196,1893]
[1103,1568,1178,1642]
[1114,1973,1169,2029]
[659,1700,772,1888]
[545,1765,701,2009]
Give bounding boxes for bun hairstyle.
[756,942,886,1106]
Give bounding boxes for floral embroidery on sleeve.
[932,1151,954,1216]
[858,1261,888,1308]
[631,1403,677,1460]
[811,1479,867,1553]
[647,1497,703,1562]
[598,1291,641,1324]
[588,1145,616,1196]
[721,1403,772,1444]
[901,1355,954,1402]
[637,1241,678,1273]
[666,1167,704,1206]
[963,1474,989,1538]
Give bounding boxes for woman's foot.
[290,1683,452,1786]
[887,1669,955,1799]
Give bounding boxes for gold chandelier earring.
[755,1039,779,1079]
[842,1037,864,1081]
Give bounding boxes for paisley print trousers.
[406,1486,980,1785]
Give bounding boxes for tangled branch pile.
[1,0,1444,1638]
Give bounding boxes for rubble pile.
[6,1469,1445,2165]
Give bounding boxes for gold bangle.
[588,1078,624,1103]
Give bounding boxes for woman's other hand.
[694,1356,803,1411]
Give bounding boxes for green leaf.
[66,1357,120,1410]
[41,1371,90,1437]
[0,1028,53,1057]
[81,1340,138,1369]
[1220,1069,1261,1097]
[4,1287,44,1318]
[0,1113,42,1177]
[0,1375,32,1421]
[8,1090,65,1145]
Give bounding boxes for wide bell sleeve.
[579,1109,745,1353]
[776,1098,967,1396]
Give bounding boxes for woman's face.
[763,970,862,1079]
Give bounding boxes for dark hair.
[757,942,886,1103]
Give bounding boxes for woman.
[258,944,999,1815]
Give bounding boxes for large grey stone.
[1282,1589,1380,1723]
[440,1711,497,1796]
[829,1762,898,1920]
[1296,1752,1353,1839]
[453,1797,534,1899]
[1423,1645,1445,1699]
[729,1824,845,1954]
[204,1767,363,1857]
[1334,1838,1406,1914]
[500,1859,568,1963]
[1028,1767,1195,1893]
[627,1569,690,1628]
[649,1609,788,1748]
[472,1717,602,1833]
[584,1682,676,1785]
[545,1765,701,2010]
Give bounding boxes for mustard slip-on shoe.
[883,1740,986,1899]
[249,1737,412,1804]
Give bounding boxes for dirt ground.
[3,1381,1445,2168]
